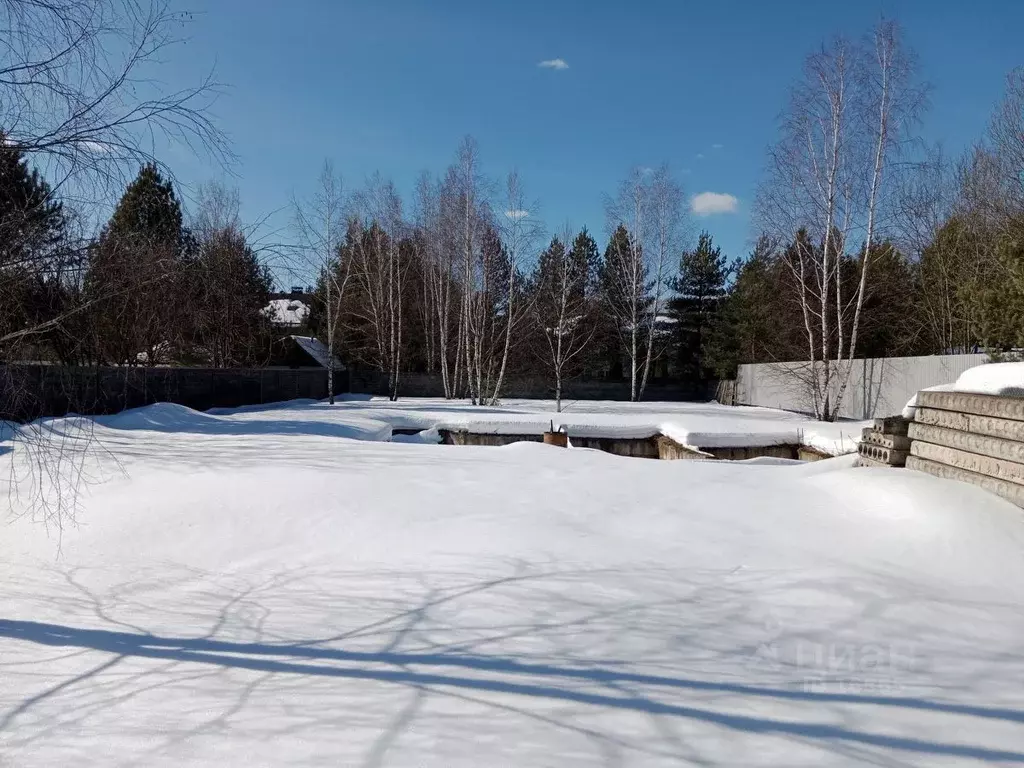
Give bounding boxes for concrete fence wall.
[736,354,990,419]
[0,365,349,421]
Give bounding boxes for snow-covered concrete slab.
[331,396,867,455]
[917,389,1024,422]
[910,421,1024,464]
[916,405,1024,443]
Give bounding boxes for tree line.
[3,6,1024,420]
[295,152,721,409]
[708,22,1024,419]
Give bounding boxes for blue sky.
[164,0,1024,282]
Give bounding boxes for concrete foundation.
[655,437,800,461]
[656,436,715,460]
[705,445,799,461]
[571,435,660,458]
[440,431,541,447]
[797,445,833,462]
[906,455,1024,507]
[439,429,808,462]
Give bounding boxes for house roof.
[288,335,345,370]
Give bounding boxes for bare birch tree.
[2,0,227,199]
[759,37,856,419]
[349,174,407,400]
[293,161,346,404]
[415,172,462,398]
[639,166,683,397]
[604,165,684,401]
[988,67,1024,222]
[834,20,927,411]
[530,225,596,412]
[1,0,226,526]
[897,148,972,352]
[449,136,491,404]
[757,22,925,420]
[413,173,438,375]
[488,171,541,404]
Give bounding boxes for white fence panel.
[735,354,990,419]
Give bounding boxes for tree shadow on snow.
[2,566,1023,765]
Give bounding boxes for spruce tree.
[86,163,187,364]
[0,136,69,360]
[704,236,779,377]
[596,224,645,379]
[568,227,601,302]
[0,135,65,270]
[668,231,732,381]
[190,225,273,367]
[529,232,597,409]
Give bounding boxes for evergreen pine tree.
[86,163,187,364]
[0,135,65,270]
[528,231,598,409]
[595,224,644,379]
[0,136,70,360]
[668,231,732,381]
[190,225,274,367]
[704,236,780,377]
[569,227,601,302]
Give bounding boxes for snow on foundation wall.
[736,354,990,420]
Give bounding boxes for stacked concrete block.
[857,416,910,467]
[905,390,1024,507]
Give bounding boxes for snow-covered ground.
[2,398,1023,767]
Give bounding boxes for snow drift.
[1,400,1022,766]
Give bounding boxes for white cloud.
[691,192,739,216]
[79,140,111,154]
[712,143,724,149]
[538,58,569,70]
[505,209,529,220]
[696,153,705,160]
